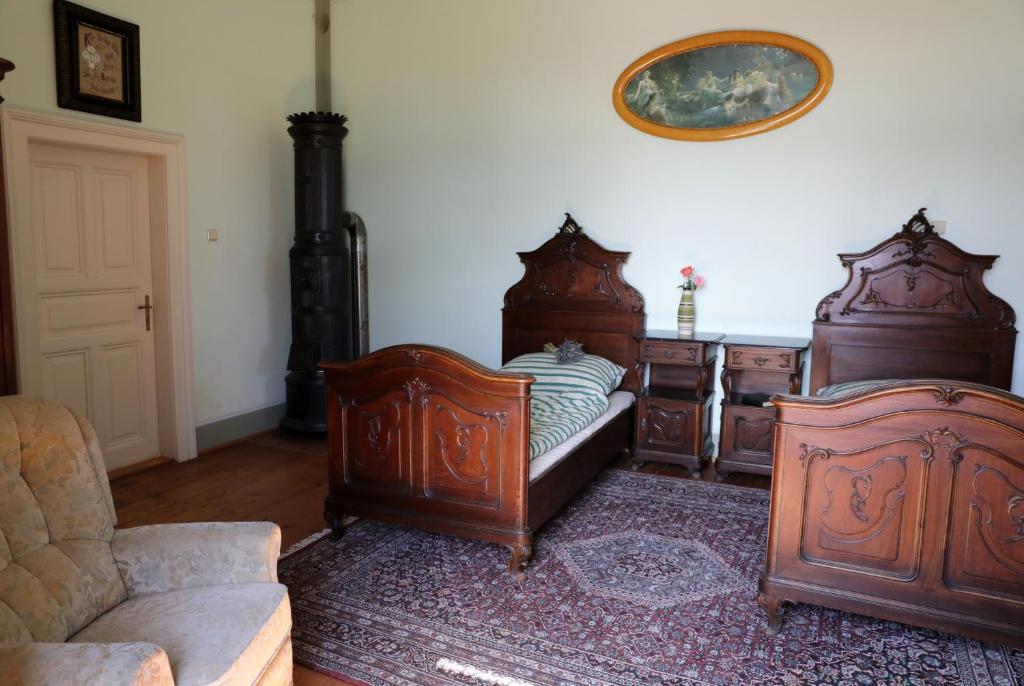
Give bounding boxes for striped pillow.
[501,353,626,397]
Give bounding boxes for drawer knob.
[754,355,769,367]
[664,350,675,358]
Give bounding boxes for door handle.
[138,295,153,332]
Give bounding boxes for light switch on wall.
[207,228,219,241]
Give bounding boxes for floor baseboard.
[108,455,173,481]
[195,402,286,454]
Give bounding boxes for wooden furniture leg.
[507,543,534,579]
[757,591,787,635]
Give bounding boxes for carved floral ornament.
[558,213,584,236]
[504,214,645,313]
[799,426,969,468]
[932,386,967,406]
[812,208,1016,329]
[402,378,430,404]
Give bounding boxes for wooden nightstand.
[716,334,810,479]
[632,330,725,477]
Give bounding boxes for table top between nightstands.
[721,334,810,349]
[641,330,726,344]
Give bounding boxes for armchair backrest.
[0,396,127,642]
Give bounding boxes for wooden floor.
[110,430,769,686]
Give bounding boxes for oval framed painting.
[613,30,833,141]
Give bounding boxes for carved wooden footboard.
[760,380,1024,648]
[322,345,535,572]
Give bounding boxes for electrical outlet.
[207,228,219,241]
[932,220,947,235]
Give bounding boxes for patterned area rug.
[279,471,1024,685]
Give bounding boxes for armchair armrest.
[112,521,281,597]
[0,642,173,686]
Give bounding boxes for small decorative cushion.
[502,352,626,397]
[555,340,585,365]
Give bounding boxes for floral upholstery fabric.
[70,583,291,686]
[0,396,293,685]
[112,522,281,596]
[0,641,174,686]
[0,396,126,643]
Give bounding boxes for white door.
[17,143,160,470]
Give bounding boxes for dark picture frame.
[53,0,141,122]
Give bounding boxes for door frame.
[2,106,196,461]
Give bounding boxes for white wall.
[0,0,314,426]
[332,0,1024,407]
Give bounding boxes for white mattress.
[528,390,635,483]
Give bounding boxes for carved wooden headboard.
[502,214,646,393]
[810,209,1017,393]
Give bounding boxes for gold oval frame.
[612,30,833,142]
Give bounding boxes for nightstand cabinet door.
[718,404,776,475]
[636,396,695,456]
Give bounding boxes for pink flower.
[680,266,694,278]
[694,275,705,288]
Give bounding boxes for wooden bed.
[809,208,1016,393]
[321,214,645,576]
[760,209,1023,646]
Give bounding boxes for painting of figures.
[613,32,832,141]
[626,44,816,128]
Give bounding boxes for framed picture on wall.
[613,31,832,142]
[53,0,141,122]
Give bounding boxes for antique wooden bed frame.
[760,210,1023,647]
[322,214,645,576]
[809,208,1016,393]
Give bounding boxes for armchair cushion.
[0,397,126,642]
[111,522,281,597]
[69,583,290,686]
[0,641,174,686]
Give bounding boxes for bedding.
[815,379,896,398]
[502,352,626,396]
[529,391,635,482]
[501,352,627,458]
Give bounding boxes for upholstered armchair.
[0,396,293,685]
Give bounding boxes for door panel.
[40,349,90,418]
[96,170,137,273]
[22,143,159,470]
[40,290,137,334]
[102,343,146,444]
[33,164,85,277]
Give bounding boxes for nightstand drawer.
[726,346,798,372]
[640,341,704,365]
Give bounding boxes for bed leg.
[758,591,787,635]
[326,514,346,541]
[507,543,533,579]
